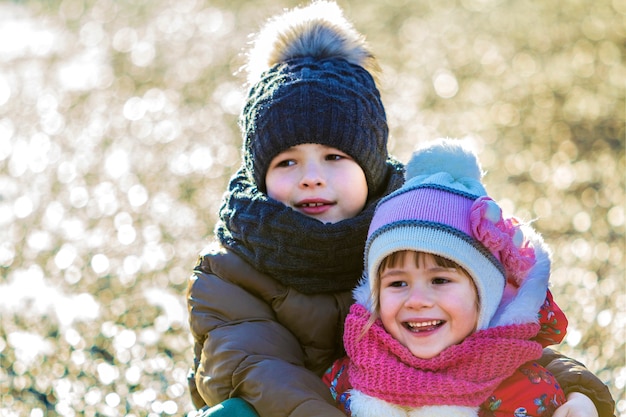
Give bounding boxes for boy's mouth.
[298,202,327,208]
[295,202,334,216]
[404,320,444,332]
[294,199,334,213]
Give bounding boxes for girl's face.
[265,143,368,224]
[378,251,478,359]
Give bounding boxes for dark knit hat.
[240,1,389,195]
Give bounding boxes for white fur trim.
[349,390,406,417]
[353,276,372,310]
[490,225,552,327]
[349,390,479,417]
[408,405,479,417]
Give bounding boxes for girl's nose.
[299,161,325,188]
[404,286,434,309]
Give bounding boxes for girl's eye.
[388,280,406,288]
[432,277,450,285]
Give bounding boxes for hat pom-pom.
[245,0,378,85]
[405,138,483,182]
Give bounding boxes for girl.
[323,138,596,417]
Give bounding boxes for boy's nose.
[299,162,325,187]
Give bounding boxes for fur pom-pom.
[244,0,378,85]
[405,138,483,182]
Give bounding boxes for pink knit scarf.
[344,304,543,407]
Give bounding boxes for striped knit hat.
[362,138,537,330]
[240,1,388,194]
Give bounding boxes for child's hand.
[553,392,599,417]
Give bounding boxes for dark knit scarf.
[215,159,404,294]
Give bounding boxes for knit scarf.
[215,161,404,294]
[344,304,543,407]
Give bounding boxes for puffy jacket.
[187,245,352,417]
[537,348,616,417]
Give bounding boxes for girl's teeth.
[407,320,441,328]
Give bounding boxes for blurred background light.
[1,0,623,415]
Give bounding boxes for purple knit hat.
[362,139,537,330]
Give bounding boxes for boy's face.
[378,251,478,359]
[265,143,368,224]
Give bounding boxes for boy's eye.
[326,153,351,161]
[274,159,295,168]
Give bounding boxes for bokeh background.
[0,0,624,415]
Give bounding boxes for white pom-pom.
[245,0,378,85]
[405,138,483,182]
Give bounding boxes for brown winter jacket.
[187,245,353,417]
[187,246,616,417]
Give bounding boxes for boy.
[188,2,404,415]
